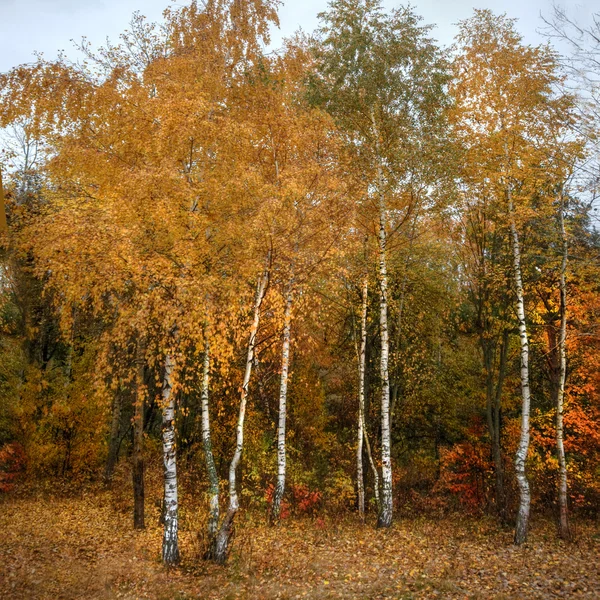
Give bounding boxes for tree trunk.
[363,417,381,514]
[161,352,179,565]
[509,192,532,546]
[357,275,368,520]
[201,337,220,558]
[214,263,270,563]
[372,112,393,528]
[0,166,7,233]
[133,337,146,530]
[482,331,508,521]
[104,386,123,484]
[272,285,293,522]
[557,195,571,540]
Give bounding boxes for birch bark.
[508,189,532,545]
[0,167,7,233]
[201,337,220,555]
[372,113,393,528]
[557,194,571,539]
[214,261,270,563]
[161,351,179,565]
[272,285,293,522]
[357,276,368,520]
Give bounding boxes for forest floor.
[0,485,599,599]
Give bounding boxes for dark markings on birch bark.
[372,112,393,528]
[557,193,571,540]
[161,351,179,565]
[0,167,7,233]
[509,189,532,546]
[214,260,270,563]
[201,337,220,558]
[357,276,368,521]
[272,285,293,522]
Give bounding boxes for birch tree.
[214,260,270,563]
[201,335,220,556]
[311,0,448,527]
[161,347,179,565]
[556,190,571,540]
[451,9,582,544]
[0,166,8,233]
[356,275,369,519]
[271,285,293,521]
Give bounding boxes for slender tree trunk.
[372,113,393,528]
[351,271,379,516]
[104,386,123,484]
[0,166,7,233]
[133,337,146,530]
[377,204,393,527]
[557,195,571,540]
[201,337,220,557]
[272,285,293,522]
[508,191,532,545]
[254,354,270,419]
[161,352,179,565]
[363,420,381,513]
[482,332,508,521]
[214,263,269,563]
[357,276,368,520]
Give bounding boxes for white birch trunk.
[272,285,293,521]
[201,337,220,555]
[0,167,7,233]
[372,112,393,528]
[364,417,381,513]
[509,190,532,545]
[161,352,179,565]
[557,194,571,539]
[357,276,368,520]
[214,261,269,563]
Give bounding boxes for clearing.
[0,488,598,599]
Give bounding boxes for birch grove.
[312,0,449,528]
[450,9,583,546]
[0,0,598,574]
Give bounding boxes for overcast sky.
[0,0,595,73]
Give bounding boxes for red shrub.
[0,442,26,492]
[265,482,322,518]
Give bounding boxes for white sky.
[0,0,595,74]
